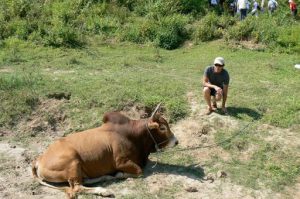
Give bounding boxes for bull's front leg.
[115,157,143,178]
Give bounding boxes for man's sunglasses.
[215,64,224,67]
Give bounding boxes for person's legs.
[240,9,247,20]
[211,96,217,110]
[203,87,216,114]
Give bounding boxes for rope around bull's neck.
[146,122,161,152]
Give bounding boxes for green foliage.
[225,14,300,53]
[133,0,206,17]
[1,37,26,63]
[118,18,157,43]
[154,14,189,49]
[119,14,189,49]
[226,17,256,41]
[194,13,223,42]
[0,0,299,51]
[276,25,300,53]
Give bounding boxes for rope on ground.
[154,120,254,156]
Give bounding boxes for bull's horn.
[150,103,162,118]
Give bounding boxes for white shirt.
[268,0,278,7]
[237,0,249,9]
[211,0,218,5]
[253,1,258,9]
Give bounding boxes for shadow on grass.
[84,161,205,188]
[226,106,263,120]
[144,161,205,180]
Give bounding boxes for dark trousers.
[240,9,247,20]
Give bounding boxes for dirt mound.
[17,99,69,137]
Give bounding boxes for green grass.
[1,38,299,129]
[214,127,300,191]
[1,38,300,193]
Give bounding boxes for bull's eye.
[159,125,167,131]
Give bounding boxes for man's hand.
[215,86,223,95]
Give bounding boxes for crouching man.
[203,57,230,115]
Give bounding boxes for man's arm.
[203,76,222,93]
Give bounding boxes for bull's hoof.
[99,191,115,198]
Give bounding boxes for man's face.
[214,64,224,73]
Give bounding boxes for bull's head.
[147,103,178,151]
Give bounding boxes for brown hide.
[32,112,177,198]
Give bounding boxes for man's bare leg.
[203,87,213,114]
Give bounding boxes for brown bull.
[32,104,178,198]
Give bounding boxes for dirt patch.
[258,124,300,150]
[0,68,14,73]
[120,102,149,119]
[1,91,299,199]
[227,40,266,51]
[17,99,70,137]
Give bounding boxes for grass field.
[0,38,300,198]
[1,38,299,129]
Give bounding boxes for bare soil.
[0,92,299,199]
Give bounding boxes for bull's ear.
[150,103,161,119]
[148,121,159,129]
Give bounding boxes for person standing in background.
[289,0,298,17]
[268,0,278,14]
[251,0,260,17]
[237,0,249,20]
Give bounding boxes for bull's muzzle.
[166,135,178,148]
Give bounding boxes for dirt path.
[0,92,299,198]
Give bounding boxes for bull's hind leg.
[65,160,83,199]
[66,160,114,198]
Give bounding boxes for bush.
[6,19,29,39]
[1,37,26,63]
[133,0,206,17]
[276,26,300,53]
[154,14,189,49]
[119,14,188,50]
[194,13,227,42]
[118,18,157,43]
[226,17,256,41]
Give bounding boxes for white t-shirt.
[268,0,278,8]
[237,0,249,9]
[211,0,218,5]
[253,2,258,10]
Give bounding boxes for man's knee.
[203,87,210,95]
[215,93,222,101]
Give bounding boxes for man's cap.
[214,57,225,66]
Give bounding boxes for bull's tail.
[31,159,38,178]
[31,159,68,191]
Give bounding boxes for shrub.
[6,18,29,40]
[1,37,26,63]
[133,0,206,17]
[118,18,157,43]
[226,17,256,41]
[194,12,224,42]
[119,14,188,50]
[154,14,189,49]
[276,26,300,53]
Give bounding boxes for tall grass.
[1,0,298,51]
